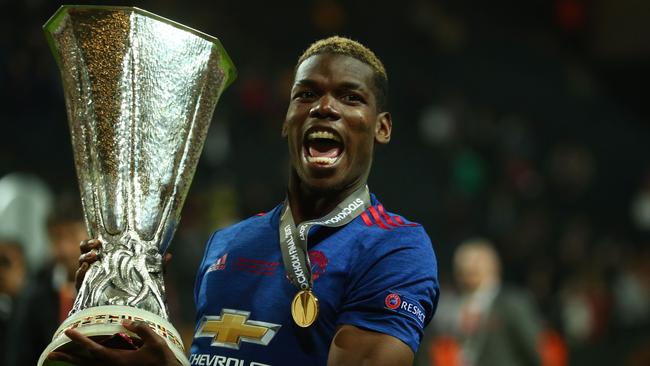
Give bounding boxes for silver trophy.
[38,6,236,366]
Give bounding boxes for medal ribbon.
[279,185,371,291]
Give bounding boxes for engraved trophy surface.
[38,6,236,365]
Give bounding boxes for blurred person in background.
[0,173,53,274]
[0,237,26,359]
[4,193,87,366]
[416,238,543,366]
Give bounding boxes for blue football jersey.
[189,195,439,366]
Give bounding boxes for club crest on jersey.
[384,292,426,328]
[308,250,328,281]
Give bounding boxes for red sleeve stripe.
[394,215,418,227]
[377,204,400,227]
[368,206,390,230]
[360,212,373,227]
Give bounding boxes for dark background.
[1,0,649,364]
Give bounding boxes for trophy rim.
[37,305,190,366]
[43,4,237,89]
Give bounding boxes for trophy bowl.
[38,5,236,365]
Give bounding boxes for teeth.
[307,131,341,142]
[307,156,337,165]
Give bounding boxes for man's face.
[454,246,499,293]
[283,53,391,193]
[49,221,87,280]
[0,241,25,297]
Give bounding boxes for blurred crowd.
[1,0,649,365]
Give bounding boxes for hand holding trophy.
[38,6,236,366]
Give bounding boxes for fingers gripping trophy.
[38,6,236,366]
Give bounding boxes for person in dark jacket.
[4,194,86,366]
[416,238,542,366]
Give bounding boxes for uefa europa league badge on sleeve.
[38,6,236,365]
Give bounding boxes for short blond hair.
[296,36,389,111]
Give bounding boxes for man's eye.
[342,94,363,103]
[294,91,315,99]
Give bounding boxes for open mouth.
[303,129,344,166]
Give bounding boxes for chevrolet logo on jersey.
[195,309,281,349]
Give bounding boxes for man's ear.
[374,112,392,144]
[281,120,288,137]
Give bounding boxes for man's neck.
[287,175,366,225]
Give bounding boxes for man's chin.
[303,179,342,194]
[298,172,347,195]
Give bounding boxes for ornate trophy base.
[37,305,189,366]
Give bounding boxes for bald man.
[419,239,542,366]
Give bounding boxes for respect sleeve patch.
[383,291,426,328]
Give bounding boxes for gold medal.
[291,290,319,327]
